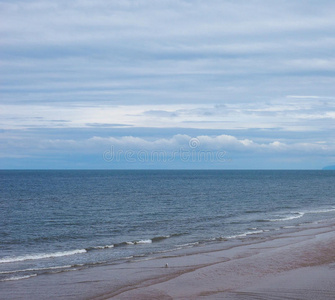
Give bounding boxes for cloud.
[85,123,132,128]
[3,133,332,155]
[143,110,178,118]
[1,127,334,168]
[1,97,335,134]
[1,0,335,168]
[2,0,335,106]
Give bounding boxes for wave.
[0,265,74,275]
[86,245,114,251]
[0,249,86,264]
[176,242,200,248]
[254,207,335,223]
[113,233,182,248]
[227,230,264,239]
[85,234,180,250]
[0,233,183,266]
[83,234,182,252]
[307,208,335,214]
[267,208,335,222]
[255,212,305,223]
[210,230,265,242]
[152,235,171,242]
[244,210,264,214]
[134,239,152,244]
[176,230,267,248]
[1,274,37,282]
[269,212,305,222]
[115,239,153,246]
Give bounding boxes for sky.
[1,0,335,169]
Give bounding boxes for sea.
[0,170,335,282]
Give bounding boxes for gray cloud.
[85,123,132,128]
[2,0,335,105]
[1,0,335,168]
[143,110,178,118]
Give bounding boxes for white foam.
[0,249,87,264]
[269,212,304,222]
[308,208,335,214]
[94,245,114,249]
[227,230,264,239]
[1,274,37,281]
[135,239,152,244]
[272,208,335,224]
[0,265,73,274]
[176,242,199,247]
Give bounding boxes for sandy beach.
[1,219,335,299]
[2,0,335,298]
[108,221,335,300]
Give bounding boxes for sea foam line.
[1,274,37,282]
[268,212,305,222]
[86,245,114,251]
[0,234,180,264]
[227,230,264,239]
[308,208,335,214]
[134,239,152,244]
[269,207,335,222]
[0,249,86,264]
[113,235,175,247]
[122,239,153,245]
[0,265,74,275]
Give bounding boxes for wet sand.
[1,220,335,299]
[110,222,335,299]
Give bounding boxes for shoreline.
[105,220,335,299]
[1,219,335,299]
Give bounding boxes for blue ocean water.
[0,170,335,282]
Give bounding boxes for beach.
[2,219,335,299]
[2,0,335,298]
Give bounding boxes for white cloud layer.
[1,96,334,132]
